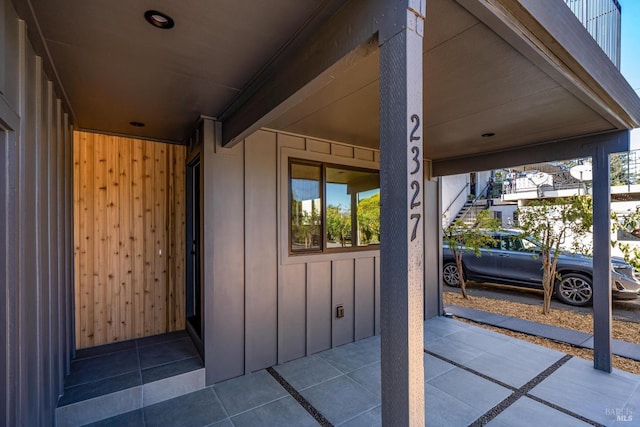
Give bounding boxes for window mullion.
[322,163,326,252]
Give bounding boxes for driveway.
[444,282,640,323]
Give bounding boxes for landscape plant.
[515,196,593,314]
[611,206,640,271]
[442,209,501,299]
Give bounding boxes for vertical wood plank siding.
[73,131,186,348]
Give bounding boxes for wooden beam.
[220,0,393,147]
[432,130,629,177]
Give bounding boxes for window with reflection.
[290,162,322,251]
[289,159,380,254]
[326,167,380,248]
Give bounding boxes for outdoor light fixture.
[144,10,174,29]
[481,133,496,138]
[129,121,145,127]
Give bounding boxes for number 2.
[410,180,421,209]
[410,114,420,142]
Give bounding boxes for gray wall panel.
[202,120,215,384]
[1,7,73,423]
[3,2,18,109]
[354,257,374,340]
[55,100,65,391]
[375,257,380,335]
[67,121,75,367]
[1,129,8,427]
[276,136,380,357]
[23,43,40,426]
[3,2,16,108]
[0,0,4,97]
[209,131,246,382]
[306,261,331,354]
[37,59,53,425]
[197,127,380,382]
[38,78,47,419]
[332,259,354,347]
[424,178,441,319]
[244,130,278,372]
[278,263,306,363]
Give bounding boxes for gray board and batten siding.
[1,0,75,424]
[188,120,385,385]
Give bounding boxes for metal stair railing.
[454,182,491,227]
[442,182,469,227]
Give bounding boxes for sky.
[619,0,640,148]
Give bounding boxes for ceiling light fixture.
[144,10,175,29]
[130,121,145,127]
[481,133,495,138]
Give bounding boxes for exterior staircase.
[452,197,490,227]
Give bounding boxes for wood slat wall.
[73,131,186,348]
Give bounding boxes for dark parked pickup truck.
[443,230,640,306]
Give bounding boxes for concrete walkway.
[86,317,640,426]
[445,305,640,362]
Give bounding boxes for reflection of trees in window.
[326,204,351,247]
[290,162,321,251]
[326,166,379,250]
[357,192,380,244]
[290,159,380,254]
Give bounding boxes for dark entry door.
[186,157,203,355]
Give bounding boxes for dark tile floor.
[59,330,203,407]
[75,318,640,426]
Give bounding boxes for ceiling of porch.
[18,0,640,163]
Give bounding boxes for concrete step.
[56,331,205,427]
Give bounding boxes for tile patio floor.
[57,331,205,426]
[80,318,640,426]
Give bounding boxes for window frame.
[288,159,324,254]
[288,157,380,255]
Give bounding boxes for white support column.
[379,0,426,425]
[592,144,612,372]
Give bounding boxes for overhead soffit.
[268,0,614,161]
[26,0,331,142]
[21,0,629,158]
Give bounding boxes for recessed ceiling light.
[144,10,175,29]
[481,133,495,138]
[130,121,145,127]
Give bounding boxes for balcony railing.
[563,0,621,68]
[492,149,640,199]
